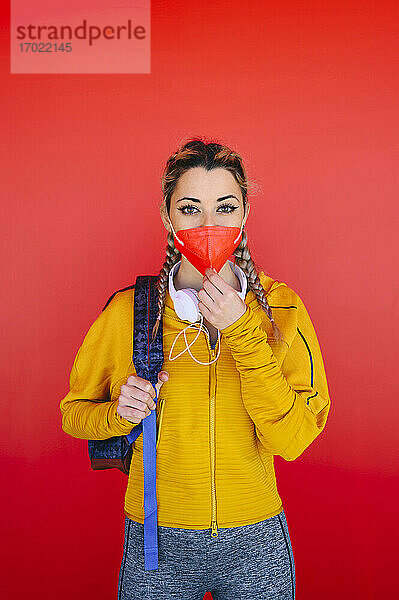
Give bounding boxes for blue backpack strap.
[127,275,164,571]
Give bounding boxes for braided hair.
[151,136,284,345]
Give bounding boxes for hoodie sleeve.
[59,291,135,440]
[220,290,331,461]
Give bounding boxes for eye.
[177,204,198,215]
[218,203,238,213]
[177,203,238,215]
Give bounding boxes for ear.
[243,201,251,226]
[159,202,171,232]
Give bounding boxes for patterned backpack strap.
[125,275,164,442]
[133,275,164,381]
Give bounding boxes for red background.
[1,1,398,598]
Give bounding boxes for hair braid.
[233,230,284,344]
[151,232,180,343]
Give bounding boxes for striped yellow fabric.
[60,271,331,529]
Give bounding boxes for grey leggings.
[117,509,296,599]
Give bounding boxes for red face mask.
[168,216,244,276]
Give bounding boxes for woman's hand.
[117,371,169,424]
[198,267,247,330]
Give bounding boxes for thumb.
[154,370,169,396]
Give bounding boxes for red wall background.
[1,1,398,598]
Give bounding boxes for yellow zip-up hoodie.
[60,271,331,534]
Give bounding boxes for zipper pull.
[211,520,219,538]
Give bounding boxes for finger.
[198,288,214,312]
[152,371,168,401]
[198,299,212,319]
[121,384,156,407]
[123,407,149,423]
[202,277,223,301]
[204,269,232,295]
[126,377,156,400]
[119,394,153,415]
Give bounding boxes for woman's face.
[160,167,250,234]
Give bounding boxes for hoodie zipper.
[203,326,219,539]
[165,315,219,538]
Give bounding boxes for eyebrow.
[176,195,240,203]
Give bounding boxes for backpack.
[87,274,164,571]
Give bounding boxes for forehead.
[174,167,241,197]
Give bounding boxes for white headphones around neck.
[168,260,248,324]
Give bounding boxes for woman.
[60,138,331,599]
